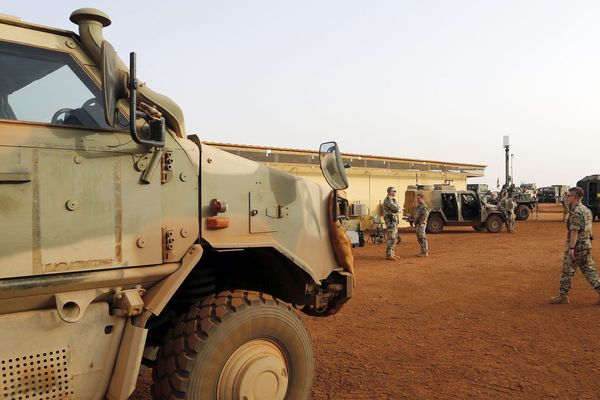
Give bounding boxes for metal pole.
[504,145,510,185]
[510,153,514,183]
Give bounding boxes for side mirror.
[128,52,165,148]
[319,141,349,190]
[101,41,128,127]
[100,41,165,147]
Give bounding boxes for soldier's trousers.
[416,224,428,254]
[506,214,515,233]
[559,247,600,295]
[386,224,398,256]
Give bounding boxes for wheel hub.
[218,339,289,400]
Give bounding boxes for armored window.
[0,40,125,129]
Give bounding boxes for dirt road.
[134,206,600,399]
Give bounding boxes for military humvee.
[0,8,354,400]
[403,186,505,233]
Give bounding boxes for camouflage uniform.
[558,203,600,296]
[561,195,569,222]
[499,196,510,231]
[383,195,400,257]
[505,198,516,233]
[415,203,429,255]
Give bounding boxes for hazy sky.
[4,1,600,187]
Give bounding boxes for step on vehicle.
[0,8,354,400]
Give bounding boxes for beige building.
[205,142,486,228]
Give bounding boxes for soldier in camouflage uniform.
[550,187,600,304]
[499,192,510,231]
[383,186,400,260]
[561,194,569,222]
[505,196,517,233]
[415,193,429,257]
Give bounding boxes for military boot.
[386,254,398,261]
[549,294,569,304]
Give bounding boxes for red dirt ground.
[133,204,600,399]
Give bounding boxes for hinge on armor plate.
[161,150,174,184]
[266,204,288,219]
[162,228,175,261]
[112,287,146,317]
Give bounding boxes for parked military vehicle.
[577,175,600,220]
[403,186,505,233]
[537,186,560,203]
[0,9,354,400]
[497,184,536,221]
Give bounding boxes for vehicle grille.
[1,348,72,400]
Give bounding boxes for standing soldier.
[415,193,429,257]
[499,192,509,231]
[383,186,400,260]
[550,187,600,304]
[561,193,569,222]
[505,196,517,233]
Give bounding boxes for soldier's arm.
[568,211,582,252]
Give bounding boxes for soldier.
[561,193,569,222]
[499,192,510,231]
[415,193,429,257]
[382,186,400,260]
[505,196,517,233]
[550,187,600,305]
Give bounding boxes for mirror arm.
[332,189,338,222]
[129,52,165,148]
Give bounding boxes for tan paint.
[0,302,125,400]
[0,8,352,399]
[140,244,203,316]
[106,320,148,400]
[201,145,338,282]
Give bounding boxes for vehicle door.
[441,193,458,221]
[0,38,162,279]
[459,192,481,222]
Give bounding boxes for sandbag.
[327,190,355,282]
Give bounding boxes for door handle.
[0,166,31,183]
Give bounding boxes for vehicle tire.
[152,290,313,400]
[515,204,531,221]
[426,214,444,234]
[485,214,503,233]
[473,225,485,232]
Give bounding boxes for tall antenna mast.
[503,136,511,186]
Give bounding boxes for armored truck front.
[0,9,353,400]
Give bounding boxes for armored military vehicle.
[403,186,505,233]
[0,8,354,400]
[577,175,600,220]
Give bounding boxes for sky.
[3,1,600,188]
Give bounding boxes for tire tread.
[151,290,306,399]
